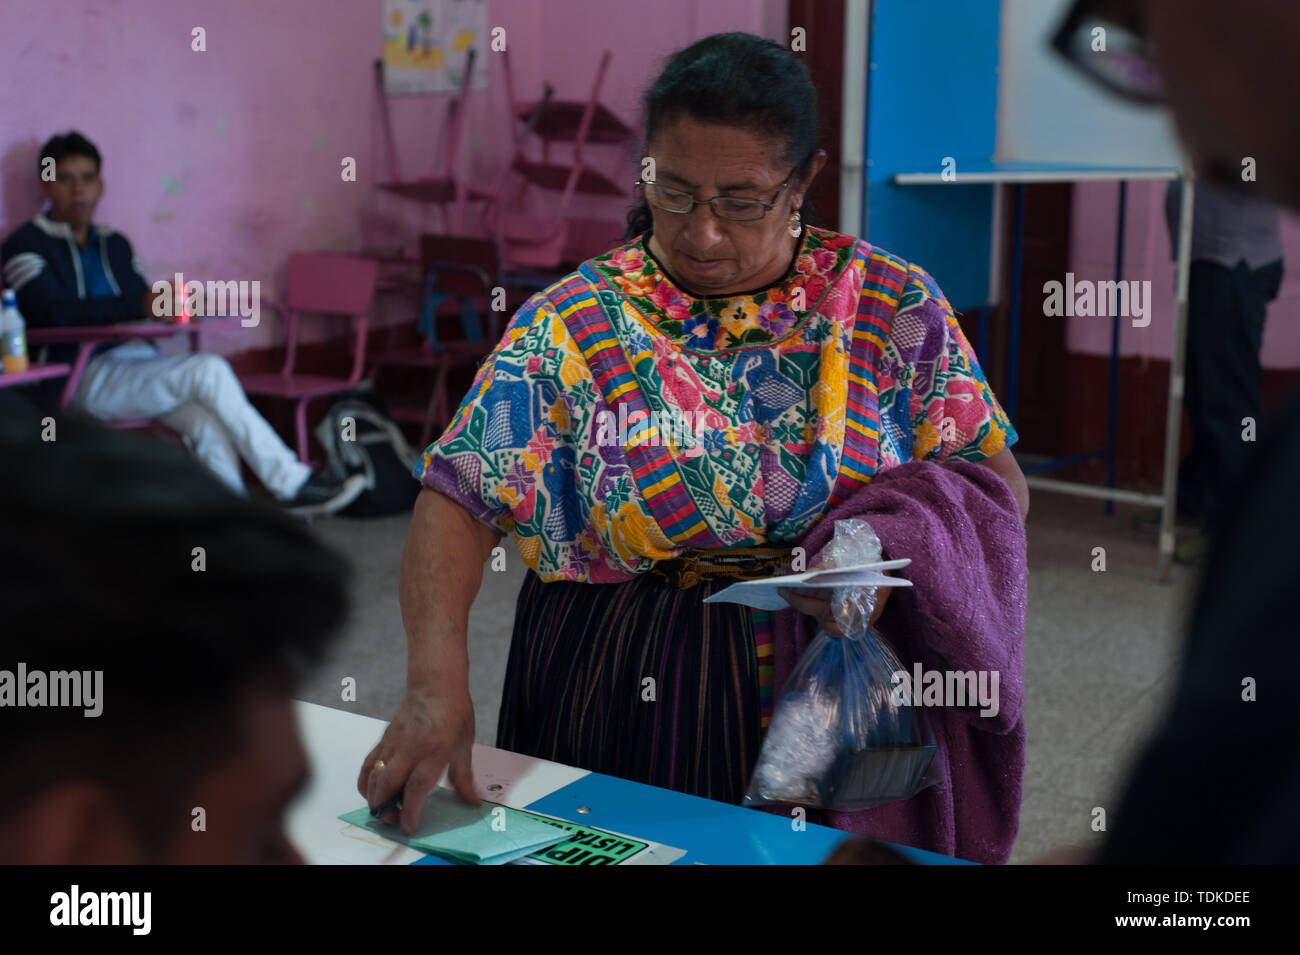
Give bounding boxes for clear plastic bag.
[744,518,939,811]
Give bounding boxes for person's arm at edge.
[976,447,1030,522]
[357,487,502,833]
[402,486,501,692]
[2,239,149,328]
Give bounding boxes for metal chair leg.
[419,359,450,448]
[295,398,310,464]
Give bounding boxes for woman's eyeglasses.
[1051,0,1164,105]
[636,166,797,222]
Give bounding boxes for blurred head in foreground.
[0,413,348,863]
[1147,0,1300,208]
[1057,0,1300,208]
[1049,0,1300,865]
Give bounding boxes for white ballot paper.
[702,559,913,611]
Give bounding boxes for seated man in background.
[0,130,359,515]
[0,414,348,863]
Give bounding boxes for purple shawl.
[768,459,1027,864]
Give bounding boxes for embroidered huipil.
[418,224,1016,583]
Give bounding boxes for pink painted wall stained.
[6,3,1295,366]
[0,0,786,354]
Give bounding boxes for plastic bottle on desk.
[1,289,29,374]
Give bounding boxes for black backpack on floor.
[314,389,421,517]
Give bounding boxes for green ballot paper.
[340,788,570,865]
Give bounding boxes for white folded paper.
[701,559,913,611]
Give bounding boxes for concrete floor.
[299,491,1200,864]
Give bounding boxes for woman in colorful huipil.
[360,33,1030,864]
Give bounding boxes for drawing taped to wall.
[381,0,488,95]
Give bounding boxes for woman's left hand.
[779,576,891,637]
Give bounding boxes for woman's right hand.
[357,683,480,835]
[779,571,891,638]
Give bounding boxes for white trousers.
[72,342,311,499]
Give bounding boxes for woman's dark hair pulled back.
[624,32,821,240]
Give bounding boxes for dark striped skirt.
[496,567,777,805]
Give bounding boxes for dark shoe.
[285,472,366,516]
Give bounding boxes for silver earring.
[788,210,802,237]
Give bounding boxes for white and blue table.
[289,701,970,865]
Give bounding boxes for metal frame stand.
[901,164,1193,578]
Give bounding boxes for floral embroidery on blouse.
[416,225,1018,582]
[588,227,858,353]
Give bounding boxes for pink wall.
[1066,181,1300,368]
[19,4,1290,369]
[0,0,785,354]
